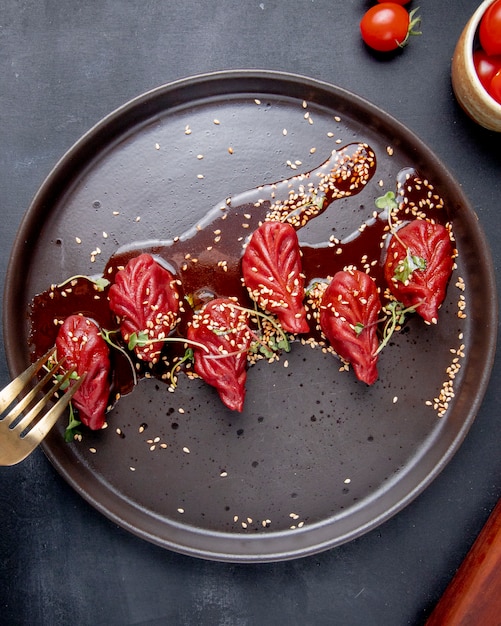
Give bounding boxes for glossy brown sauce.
[29,143,450,400]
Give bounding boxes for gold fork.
[0,348,85,466]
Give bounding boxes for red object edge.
[426,498,501,625]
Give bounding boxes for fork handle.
[426,497,501,625]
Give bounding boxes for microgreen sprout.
[57,275,110,292]
[100,328,138,386]
[43,357,82,442]
[126,331,210,354]
[375,300,419,355]
[394,249,427,283]
[376,190,426,282]
[168,348,194,390]
[375,190,399,213]
[197,301,291,361]
[64,403,82,442]
[353,322,365,336]
[52,369,80,390]
[225,302,291,354]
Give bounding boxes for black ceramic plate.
[3,71,497,562]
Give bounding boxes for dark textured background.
[0,1,500,624]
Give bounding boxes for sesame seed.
[183,446,190,454]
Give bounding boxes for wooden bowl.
[452,0,501,132]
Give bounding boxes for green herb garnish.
[64,403,82,442]
[376,300,419,355]
[394,250,427,283]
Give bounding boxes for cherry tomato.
[479,0,501,56]
[360,4,421,53]
[473,49,501,91]
[489,69,501,104]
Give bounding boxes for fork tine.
[2,358,66,427]
[0,348,56,414]
[12,368,79,435]
[22,374,86,446]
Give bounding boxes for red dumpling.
[384,220,454,324]
[109,253,180,363]
[242,221,309,334]
[187,298,253,412]
[55,314,111,430]
[319,269,381,385]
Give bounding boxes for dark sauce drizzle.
[29,143,450,402]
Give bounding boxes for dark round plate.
[3,71,497,562]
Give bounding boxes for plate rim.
[3,69,498,562]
